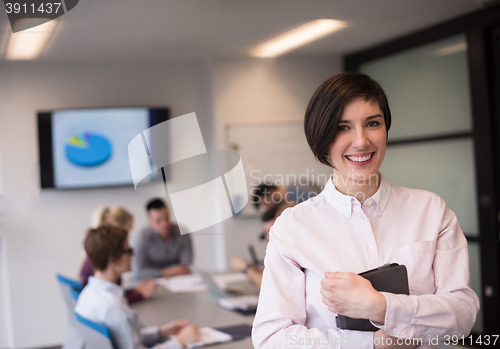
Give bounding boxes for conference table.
[130,274,255,349]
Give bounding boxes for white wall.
[0,141,10,349]
[213,55,342,265]
[0,212,13,349]
[0,59,220,348]
[0,54,342,348]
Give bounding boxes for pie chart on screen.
[65,132,112,167]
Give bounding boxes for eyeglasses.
[122,247,134,255]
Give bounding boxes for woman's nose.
[352,129,370,149]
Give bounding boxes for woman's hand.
[230,257,249,272]
[135,279,158,298]
[374,330,418,349]
[160,319,190,336]
[320,271,386,324]
[177,324,201,345]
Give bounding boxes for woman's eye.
[337,125,349,132]
[367,121,380,127]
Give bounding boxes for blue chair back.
[56,273,85,349]
[75,312,114,349]
[56,274,83,310]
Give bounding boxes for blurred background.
[0,0,499,347]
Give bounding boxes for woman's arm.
[374,194,479,340]
[252,217,374,349]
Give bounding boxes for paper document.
[210,272,249,290]
[210,272,259,294]
[186,327,233,348]
[158,274,208,293]
[218,295,259,310]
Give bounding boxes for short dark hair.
[304,72,391,167]
[251,183,278,209]
[84,226,128,271]
[146,198,166,212]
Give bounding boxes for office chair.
[56,273,85,349]
[75,312,114,349]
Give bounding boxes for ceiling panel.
[0,0,485,61]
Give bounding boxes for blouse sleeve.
[378,193,480,340]
[252,214,374,349]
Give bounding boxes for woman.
[231,201,299,288]
[76,225,200,348]
[81,206,157,303]
[252,72,479,349]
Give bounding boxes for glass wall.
[360,34,483,333]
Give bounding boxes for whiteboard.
[226,122,331,209]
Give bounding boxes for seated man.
[132,199,193,280]
[75,226,200,349]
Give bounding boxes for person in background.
[80,206,157,303]
[252,183,320,211]
[76,226,200,349]
[231,202,298,288]
[132,199,193,280]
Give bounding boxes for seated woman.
[75,225,200,349]
[80,206,157,303]
[252,72,479,348]
[231,202,298,288]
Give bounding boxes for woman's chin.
[335,169,379,180]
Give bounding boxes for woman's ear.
[107,258,119,271]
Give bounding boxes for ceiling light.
[435,41,467,56]
[6,19,58,60]
[249,19,348,58]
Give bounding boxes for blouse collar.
[88,276,125,298]
[322,173,391,218]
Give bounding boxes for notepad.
[335,263,409,332]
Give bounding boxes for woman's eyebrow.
[366,114,383,120]
[338,114,383,124]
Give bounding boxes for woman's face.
[122,218,133,232]
[328,98,387,183]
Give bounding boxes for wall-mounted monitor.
[37,107,169,189]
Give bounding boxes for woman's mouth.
[345,152,374,165]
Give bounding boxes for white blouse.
[252,175,479,348]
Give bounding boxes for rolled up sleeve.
[378,193,479,340]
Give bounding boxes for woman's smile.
[344,152,375,165]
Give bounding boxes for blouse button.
[369,246,374,251]
[393,328,398,333]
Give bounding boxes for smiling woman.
[252,72,480,349]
